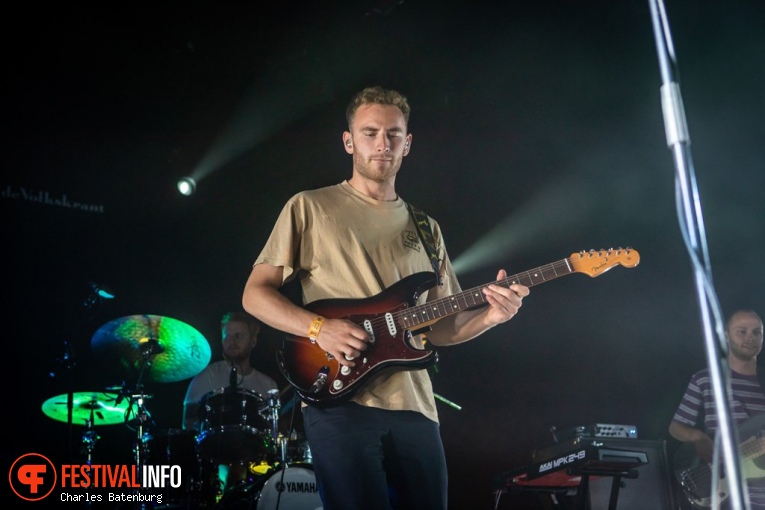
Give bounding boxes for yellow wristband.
[307,316,325,344]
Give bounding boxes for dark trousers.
[302,402,448,510]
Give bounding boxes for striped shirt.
[672,368,765,508]
[672,368,765,432]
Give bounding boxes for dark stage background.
[4,1,765,508]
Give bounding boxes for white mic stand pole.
[646,1,747,508]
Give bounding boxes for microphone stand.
[647,2,747,508]
[229,361,238,391]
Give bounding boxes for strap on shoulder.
[406,202,442,287]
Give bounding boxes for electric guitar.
[278,248,640,406]
[674,414,765,508]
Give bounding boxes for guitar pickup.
[362,319,376,343]
[385,312,396,336]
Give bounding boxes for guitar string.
[354,250,631,335]
[684,435,765,489]
[406,249,634,327]
[362,258,577,333]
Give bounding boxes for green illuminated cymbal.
[91,314,211,383]
[42,392,137,426]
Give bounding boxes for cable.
[273,390,299,510]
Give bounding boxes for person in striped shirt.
[669,308,765,508]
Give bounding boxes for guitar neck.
[741,435,765,460]
[399,257,575,330]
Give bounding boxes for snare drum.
[197,387,274,464]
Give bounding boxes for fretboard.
[398,258,574,329]
[741,436,765,461]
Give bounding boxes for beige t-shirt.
[254,181,461,423]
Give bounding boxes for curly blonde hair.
[346,86,411,129]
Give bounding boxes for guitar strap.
[406,202,442,287]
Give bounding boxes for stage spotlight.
[90,282,115,299]
[177,177,196,196]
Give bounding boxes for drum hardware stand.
[126,339,160,510]
[49,339,78,461]
[129,341,155,465]
[49,282,115,462]
[266,389,281,444]
[80,416,101,465]
[78,414,102,508]
[276,433,288,466]
[130,392,154,467]
[273,390,301,510]
[122,390,159,510]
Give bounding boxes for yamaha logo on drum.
[246,466,323,509]
[275,476,319,494]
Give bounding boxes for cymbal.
[42,392,137,426]
[91,314,211,383]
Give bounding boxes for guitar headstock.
[569,248,640,277]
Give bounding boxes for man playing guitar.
[242,86,529,510]
[669,309,765,509]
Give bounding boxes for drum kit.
[41,314,322,509]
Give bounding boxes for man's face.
[222,321,255,362]
[727,311,764,362]
[346,103,411,183]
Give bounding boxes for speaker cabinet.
[588,439,676,510]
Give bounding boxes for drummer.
[182,311,278,492]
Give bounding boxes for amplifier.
[558,423,638,440]
[534,423,638,461]
[592,423,638,439]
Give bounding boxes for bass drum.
[216,465,322,510]
[256,465,322,509]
